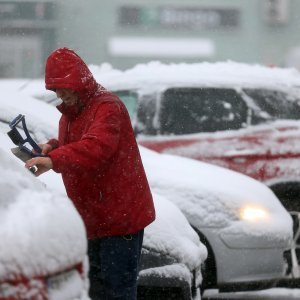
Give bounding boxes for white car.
[0,145,89,300]
[139,146,293,293]
[0,88,207,299]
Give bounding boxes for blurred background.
[1,0,300,78]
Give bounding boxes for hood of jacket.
[45,47,104,117]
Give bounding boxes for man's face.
[55,88,79,106]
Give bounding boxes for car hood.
[139,146,293,240]
[143,193,207,271]
[0,149,87,280]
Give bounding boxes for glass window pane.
[243,88,300,121]
[159,88,247,135]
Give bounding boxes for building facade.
[1,0,300,78]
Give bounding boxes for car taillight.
[0,262,84,300]
[0,278,47,300]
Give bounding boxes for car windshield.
[243,88,300,120]
[157,88,248,135]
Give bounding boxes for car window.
[243,88,300,121]
[114,90,138,119]
[158,88,248,135]
[136,94,158,135]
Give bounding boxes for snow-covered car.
[139,146,293,293]
[0,145,89,300]
[0,89,207,299]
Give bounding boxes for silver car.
[139,146,293,293]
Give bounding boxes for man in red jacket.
[25,47,156,299]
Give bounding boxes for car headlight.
[239,205,269,221]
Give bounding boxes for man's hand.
[25,157,53,177]
[33,143,53,155]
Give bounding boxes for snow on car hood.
[0,148,87,280]
[143,193,207,270]
[139,146,293,240]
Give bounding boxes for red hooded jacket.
[45,48,155,239]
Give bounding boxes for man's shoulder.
[93,90,120,102]
[93,90,124,107]
[90,91,127,114]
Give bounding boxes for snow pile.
[0,148,87,280]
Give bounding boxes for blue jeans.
[88,229,144,300]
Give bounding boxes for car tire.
[137,286,185,299]
[271,182,300,282]
[193,229,217,293]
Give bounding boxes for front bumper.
[138,263,201,300]
[202,228,290,291]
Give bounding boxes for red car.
[99,61,300,276]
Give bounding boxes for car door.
[134,87,300,182]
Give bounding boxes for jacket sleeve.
[48,102,122,174]
[47,138,59,150]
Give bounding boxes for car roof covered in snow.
[91,61,300,93]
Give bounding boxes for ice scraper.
[7,114,46,171]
